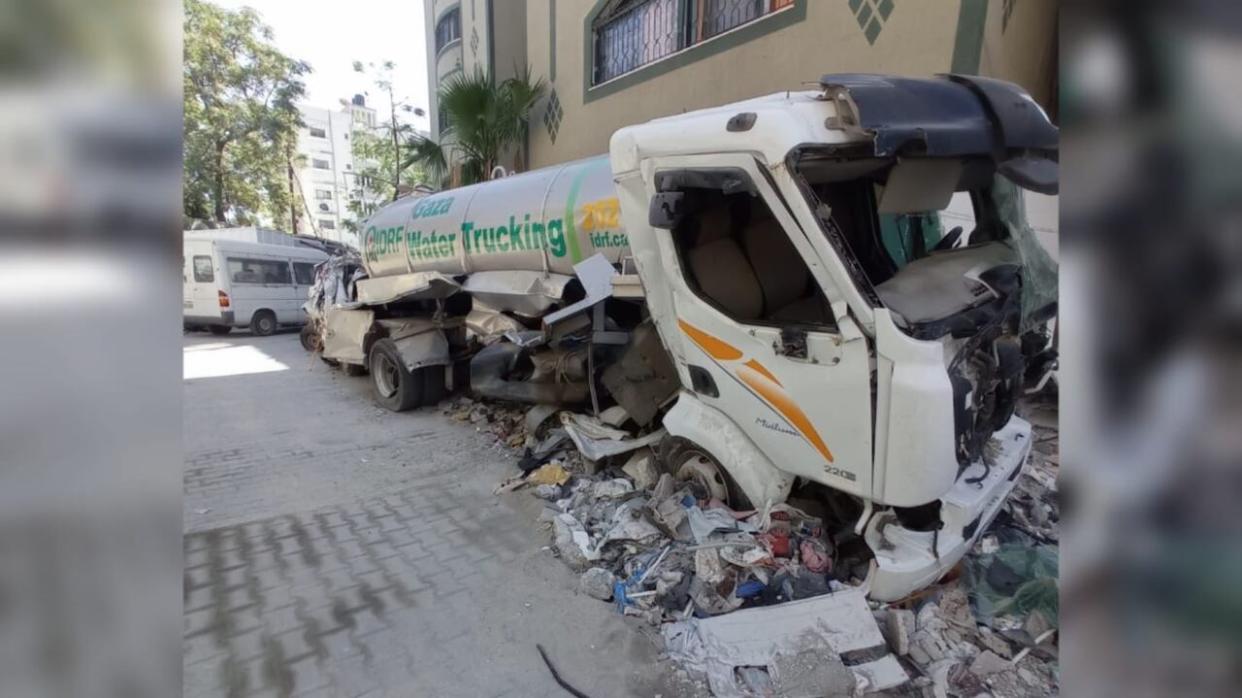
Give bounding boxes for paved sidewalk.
[183,333,695,697]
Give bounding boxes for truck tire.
[251,310,277,337]
[669,442,754,511]
[208,325,232,336]
[369,338,423,411]
[299,324,320,352]
[421,365,446,406]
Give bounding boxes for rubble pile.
[469,394,1059,696]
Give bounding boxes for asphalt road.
[182,330,696,697]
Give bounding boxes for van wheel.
[671,446,753,510]
[369,338,423,411]
[421,365,446,406]
[208,326,232,336]
[251,310,277,336]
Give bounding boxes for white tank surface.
[360,155,631,279]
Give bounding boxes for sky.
[212,0,432,133]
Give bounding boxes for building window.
[592,0,793,85]
[309,126,327,138]
[312,158,330,170]
[435,8,461,53]
[315,189,333,200]
[320,219,336,230]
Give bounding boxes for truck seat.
[687,237,763,320]
[742,216,810,315]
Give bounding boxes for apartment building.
[294,96,378,248]
[521,0,1057,169]
[424,0,529,163]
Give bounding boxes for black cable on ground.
[536,644,591,698]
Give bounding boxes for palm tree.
[404,67,545,188]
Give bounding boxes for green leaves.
[412,66,545,188]
[183,0,308,226]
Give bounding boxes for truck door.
[639,156,874,498]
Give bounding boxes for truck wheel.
[251,310,277,336]
[299,324,320,352]
[671,446,753,510]
[208,326,232,336]
[421,365,446,406]
[369,338,423,411]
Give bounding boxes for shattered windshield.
[793,152,1058,332]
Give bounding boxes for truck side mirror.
[648,192,685,229]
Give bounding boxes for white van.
[183,233,328,335]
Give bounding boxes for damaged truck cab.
[316,74,1058,602]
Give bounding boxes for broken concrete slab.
[882,607,916,656]
[662,588,908,696]
[579,567,615,601]
[771,648,857,697]
[621,448,660,490]
[969,649,1013,677]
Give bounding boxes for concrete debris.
[621,448,660,490]
[580,567,615,601]
[662,590,907,696]
[969,649,1012,677]
[771,649,857,698]
[881,607,916,656]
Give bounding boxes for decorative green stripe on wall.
[951,0,989,74]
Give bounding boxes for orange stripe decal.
[744,359,781,387]
[678,319,743,361]
[737,364,834,462]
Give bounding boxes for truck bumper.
[865,416,1033,602]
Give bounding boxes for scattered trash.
[472,391,1061,697]
[527,462,571,487]
[560,412,666,461]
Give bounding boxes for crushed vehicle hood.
[819,73,1058,194]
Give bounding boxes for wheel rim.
[260,316,273,333]
[373,352,399,398]
[677,452,730,502]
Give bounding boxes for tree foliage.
[183,0,309,226]
[347,60,426,225]
[405,67,545,189]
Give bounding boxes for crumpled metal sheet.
[354,271,461,305]
[393,330,449,370]
[560,412,666,461]
[321,308,374,363]
[662,588,909,696]
[462,271,574,318]
[465,302,525,344]
[542,254,616,330]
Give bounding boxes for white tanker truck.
[306,74,1058,600]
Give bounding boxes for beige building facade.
[523,0,1057,169]
[424,0,529,144]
